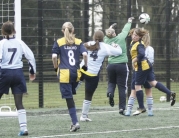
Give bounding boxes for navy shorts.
[60,82,78,99]
[0,68,27,94]
[131,68,155,90]
[83,74,99,94]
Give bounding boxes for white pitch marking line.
[0,107,179,119]
[28,107,179,117]
[30,125,179,138]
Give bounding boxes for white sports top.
[145,45,154,64]
[0,38,36,74]
[80,41,122,76]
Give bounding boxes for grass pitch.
[0,102,179,138]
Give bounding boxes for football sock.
[146,97,153,111]
[0,93,3,99]
[18,109,27,131]
[81,100,91,118]
[126,97,135,112]
[75,81,83,91]
[136,90,145,109]
[69,107,78,125]
[155,82,171,95]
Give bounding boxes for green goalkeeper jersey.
[104,22,132,64]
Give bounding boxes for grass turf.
[0,102,179,138]
[0,81,178,109]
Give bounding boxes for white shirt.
[145,45,154,64]
[80,41,122,76]
[0,38,36,73]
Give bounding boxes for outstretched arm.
[117,17,134,39]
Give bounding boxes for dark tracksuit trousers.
[107,63,129,110]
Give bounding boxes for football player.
[52,22,87,132]
[0,21,36,136]
[79,30,122,121]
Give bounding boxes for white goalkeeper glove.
[109,23,117,29]
[128,17,135,23]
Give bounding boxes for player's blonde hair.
[105,28,115,38]
[62,22,75,45]
[85,30,104,51]
[1,21,16,40]
[142,32,150,47]
[129,28,149,48]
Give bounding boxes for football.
[159,96,166,102]
[139,13,150,24]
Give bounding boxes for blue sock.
[146,97,153,110]
[126,97,135,112]
[136,90,145,109]
[155,82,171,95]
[69,107,78,125]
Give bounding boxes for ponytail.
[84,40,100,51]
[62,22,75,45]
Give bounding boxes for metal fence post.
[127,0,132,98]
[38,0,44,108]
[166,0,171,102]
[84,0,89,42]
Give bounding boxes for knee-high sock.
[126,97,135,112]
[69,107,78,125]
[81,100,91,118]
[136,90,144,109]
[18,109,27,131]
[146,97,153,111]
[155,82,171,95]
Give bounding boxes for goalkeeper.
[104,17,134,115]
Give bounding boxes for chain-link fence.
[0,0,179,108]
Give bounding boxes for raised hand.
[128,17,135,23]
[109,23,117,29]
